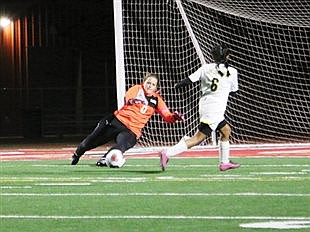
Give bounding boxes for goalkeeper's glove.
[127,98,145,105]
[173,111,185,122]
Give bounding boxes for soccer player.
[71,72,184,166]
[160,44,240,171]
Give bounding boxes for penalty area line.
[1,192,310,197]
[1,215,310,220]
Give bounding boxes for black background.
[0,0,116,138]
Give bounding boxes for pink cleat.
[160,150,169,171]
[219,160,240,171]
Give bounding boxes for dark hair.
[211,44,230,63]
[211,45,231,77]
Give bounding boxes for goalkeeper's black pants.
[75,114,137,157]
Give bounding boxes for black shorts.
[198,120,227,136]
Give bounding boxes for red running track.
[0,144,309,161]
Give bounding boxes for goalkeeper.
[71,72,184,166]
[160,44,240,171]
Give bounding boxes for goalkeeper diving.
[71,72,184,167]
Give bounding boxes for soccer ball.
[105,149,126,168]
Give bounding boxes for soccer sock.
[219,140,230,164]
[166,138,188,157]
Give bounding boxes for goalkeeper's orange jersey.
[114,84,176,138]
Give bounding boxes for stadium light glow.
[0,17,11,28]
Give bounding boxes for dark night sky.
[0,0,117,137]
[1,0,116,85]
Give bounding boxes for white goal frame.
[113,0,126,109]
[113,0,310,150]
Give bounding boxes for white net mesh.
[117,0,310,146]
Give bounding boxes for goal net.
[114,0,310,147]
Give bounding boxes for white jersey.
[189,63,238,130]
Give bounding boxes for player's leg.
[218,121,231,164]
[71,114,114,165]
[96,122,136,167]
[160,123,209,171]
[217,121,240,171]
[166,130,207,157]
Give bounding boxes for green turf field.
[1,157,309,231]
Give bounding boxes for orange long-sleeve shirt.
[114,84,176,138]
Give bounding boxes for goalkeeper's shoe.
[71,153,81,165]
[96,157,107,167]
[160,150,169,171]
[219,161,240,171]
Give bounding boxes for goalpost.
[113,0,310,148]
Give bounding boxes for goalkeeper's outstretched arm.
[174,77,193,89]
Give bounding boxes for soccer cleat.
[96,157,107,167]
[71,153,81,165]
[219,160,240,171]
[160,150,169,171]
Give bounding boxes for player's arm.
[229,69,239,97]
[174,77,193,89]
[175,65,205,89]
[156,97,185,123]
[229,91,238,97]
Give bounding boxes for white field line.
[0,154,69,158]
[0,164,307,168]
[0,186,32,189]
[126,164,310,167]
[126,143,310,153]
[1,192,310,197]
[1,177,310,183]
[32,164,310,167]
[51,144,310,154]
[2,177,309,183]
[35,183,91,186]
[1,143,309,157]
[0,215,309,220]
[240,221,310,229]
[0,151,24,155]
[1,152,308,159]
[1,171,310,182]
[250,172,307,175]
[258,150,310,154]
